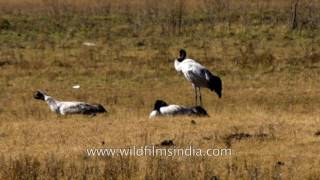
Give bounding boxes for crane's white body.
[174,59,212,88]
[149,104,195,118]
[44,96,89,115]
[149,100,208,119]
[34,91,106,115]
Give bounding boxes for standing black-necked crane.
[174,49,222,106]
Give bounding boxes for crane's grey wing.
[190,68,222,97]
[77,103,106,114]
[185,65,211,87]
[61,102,106,115]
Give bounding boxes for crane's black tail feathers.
[81,104,107,115]
[193,106,209,117]
[208,75,222,98]
[96,104,107,113]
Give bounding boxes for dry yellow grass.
[0,0,320,179]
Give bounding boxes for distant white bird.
[82,42,96,47]
[174,49,222,106]
[33,90,106,115]
[72,85,80,89]
[149,100,208,119]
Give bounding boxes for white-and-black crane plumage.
[174,49,222,106]
[149,100,208,118]
[33,90,107,116]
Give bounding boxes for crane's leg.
[193,84,198,106]
[199,87,203,106]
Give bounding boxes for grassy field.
[1,0,320,179]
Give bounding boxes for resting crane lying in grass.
[33,90,107,116]
[149,100,208,118]
[174,49,222,106]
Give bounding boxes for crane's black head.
[178,49,186,62]
[154,100,168,111]
[33,90,46,101]
[193,106,209,117]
